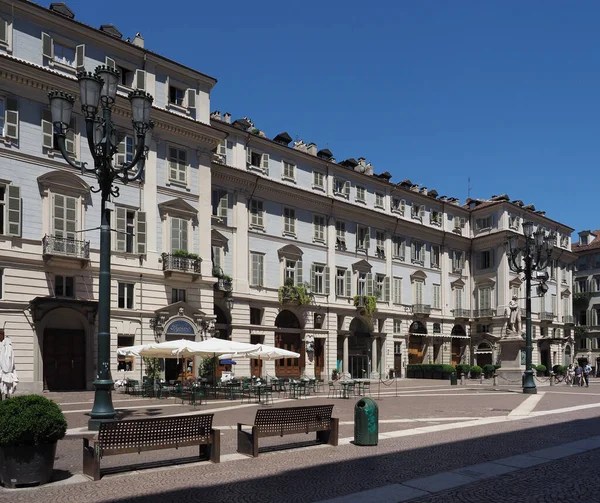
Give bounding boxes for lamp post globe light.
[48,66,154,430]
[506,221,556,394]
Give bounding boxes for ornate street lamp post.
[48,66,154,430]
[506,221,556,394]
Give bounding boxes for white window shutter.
[325,266,330,295]
[454,217,461,229]
[105,56,116,70]
[116,137,126,165]
[311,264,316,292]
[41,109,53,149]
[246,148,252,165]
[261,153,269,174]
[219,191,228,219]
[5,98,18,140]
[0,19,7,44]
[181,220,188,251]
[42,32,53,59]
[7,185,21,237]
[345,269,352,297]
[136,211,146,255]
[135,70,146,91]
[75,44,85,69]
[366,273,374,296]
[115,207,127,252]
[65,118,76,155]
[384,276,390,302]
[186,88,196,109]
[420,205,425,218]
[296,260,303,285]
[344,181,350,197]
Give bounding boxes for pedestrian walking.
[583,363,592,387]
[575,365,582,387]
[566,364,575,386]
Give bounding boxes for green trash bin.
[354,397,378,446]
[450,371,457,386]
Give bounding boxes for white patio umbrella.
[170,338,259,358]
[116,339,202,358]
[220,344,300,361]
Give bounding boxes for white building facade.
[0,1,576,392]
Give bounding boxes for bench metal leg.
[237,424,258,457]
[210,428,221,463]
[82,438,100,481]
[316,418,339,447]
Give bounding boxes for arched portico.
[451,324,468,365]
[345,317,374,379]
[408,320,427,364]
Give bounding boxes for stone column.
[370,337,379,379]
[342,334,350,378]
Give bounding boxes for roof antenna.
[467,176,471,199]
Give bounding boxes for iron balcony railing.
[42,234,90,260]
[452,309,471,318]
[412,304,431,315]
[162,253,202,274]
[540,312,555,321]
[562,315,575,324]
[473,308,496,318]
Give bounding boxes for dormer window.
[509,214,520,230]
[375,192,384,209]
[392,198,405,215]
[169,86,185,107]
[581,234,589,246]
[247,149,269,174]
[430,210,442,226]
[356,186,366,203]
[411,204,425,221]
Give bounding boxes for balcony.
[473,308,496,319]
[412,304,431,315]
[452,309,471,319]
[540,312,555,322]
[562,315,575,325]
[42,234,90,268]
[162,252,202,280]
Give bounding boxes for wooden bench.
[83,413,220,480]
[237,404,338,457]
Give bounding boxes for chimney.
[365,163,373,176]
[223,113,231,124]
[293,140,307,152]
[132,32,144,48]
[420,187,428,196]
[306,142,317,156]
[210,111,221,120]
[49,2,75,19]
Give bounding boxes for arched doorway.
[349,317,371,378]
[275,310,303,378]
[164,318,197,382]
[474,341,493,367]
[408,321,427,364]
[42,308,87,391]
[451,325,467,366]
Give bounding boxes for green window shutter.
[366,273,373,296]
[136,211,146,255]
[135,70,146,91]
[5,98,18,140]
[115,207,127,252]
[384,276,390,302]
[296,260,303,285]
[42,32,53,59]
[365,228,370,249]
[7,185,21,237]
[42,109,53,149]
[325,266,330,295]
[345,269,352,297]
[186,89,196,109]
[75,44,85,69]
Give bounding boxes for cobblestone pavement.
[2,380,600,502]
[411,448,600,503]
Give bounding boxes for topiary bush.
[0,395,67,447]
[535,364,547,375]
[470,365,483,378]
[482,364,497,378]
[455,364,471,377]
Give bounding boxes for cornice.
[155,185,199,202]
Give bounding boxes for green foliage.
[470,365,483,377]
[535,364,547,372]
[455,364,471,376]
[0,395,67,447]
[199,356,219,378]
[406,364,456,374]
[553,365,567,375]
[278,282,313,305]
[353,295,378,320]
[331,368,340,380]
[574,325,589,339]
[143,357,161,381]
[482,364,498,378]
[172,249,200,260]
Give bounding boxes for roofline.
[14,0,217,88]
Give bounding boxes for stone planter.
[0,443,57,488]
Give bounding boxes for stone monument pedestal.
[496,334,525,385]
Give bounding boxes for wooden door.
[43,329,86,390]
[314,339,324,379]
[451,341,462,366]
[408,339,424,364]
[275,333,302,378]
[250,334,263,377]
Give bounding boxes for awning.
[408,333,469,339]
[474,350,493,354]
[219,359,236,365]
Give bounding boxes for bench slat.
[254,405,334,437]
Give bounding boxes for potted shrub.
[331,368,340,381]
[0,395,67,488]
[470,365,482,378]
[455,364,471,378]
[535,364,547,376]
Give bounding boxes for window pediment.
[278,244,303,261]
[451,278,465,288]
[561,288,571,298]
[211,229,228,247]
[352,259,372,273]
[476,278,496,288]
[158,198,198,219]
[509,276,523,288]
[37,171,90,196]
[410,269,427,281]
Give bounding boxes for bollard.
[550,372,555,386]
[450,371,457,386]
[493,373,498,387]
[460,373,465,385]
[479,374,484,385]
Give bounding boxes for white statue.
[0,333,18,397]
[506,295,522,335]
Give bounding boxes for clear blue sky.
[67,0,599,235]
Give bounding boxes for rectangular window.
[250,307,263,325]
[117,335,135,371]
[413,280,424,304]
[313,171,324,189]
[479,287,492,310]
[169,85,185,106]
[392,198,405,215]
[312,264,325,294]
[430,245,440,268]
[454,288,463,310]
[357,225,370,251]
[551,294,557,314]
[116,136,134,165]
[392,277,402,304]
[411,241,424,264]
[0,186,4,235]
[509,214,520,230]
[114,207,139,254]
[282,161,295,181]
[393,320,402,334]
[53,194,77,243]
[452,250,465,273]
[168,146,187,184]
[171,217,188,251]
[172,288,186,303]
[211,189,228,224]
[0,268,3,299]
[247,150,269,173]
[375,192,384,209]
[376,274,385,299]
[356,186,366,203]
[375,231,385,258]
[562,263,567,284]
[392,236,406,261]
[249,199,264,229]
[283,207,296,236]
[430,211,442,226]
[411,204,424,221]
[0,98,4,137]
[357,272,367,297]
[313,214,326,242]
[578,279,587,293]
[432,284,441,309]
[336,221,346,250]
[336,268,346,297]
[55,275,74,297]
[285,259,296,284]
[53,42,75,67]
[118,282,134,309]
[476,216,493,231]
[479,250,494,269]
[250,253,264,287]
[333,178,350,198]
